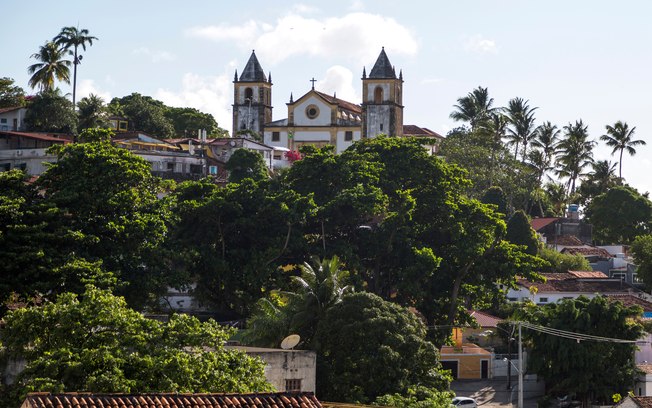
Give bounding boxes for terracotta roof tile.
[631,396,652,408]
[549,235,583,246]
[561,246,613,258]
[402,125,444,139]
[469,310,503,328]
[313,91,362,114]
[531,217,559,231]
[0,130,71,143]
[568,271,609,278]
[608,294,652,312]
[517,272,642,294]
[22,393,322,408]
[638,364,652,374]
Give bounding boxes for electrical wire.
[510,320,637,344]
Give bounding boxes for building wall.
[227,347,316,393]
[0,108,27,131]
[635,374,652,396]
[440,354,492,380]
[365,105,391,138]
[505,288,597,304]
[0,148,58,175]
[292,97,332,126]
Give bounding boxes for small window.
[272,132,280,142]
[190,164,203,174]
[306,105,319,119]
[119,121,128,131]
[380,123,384,131]
[273,153,282,160]
[285,379,302,392]
[0,118,7,124]
[539,297,548,303]
[507,297,517,302]
[344,131,353,141]
[209,165,218,175]
[374,86,383,103]
[245,87,253,101]
[167,162,175,171]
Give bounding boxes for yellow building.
[440,328,493,380]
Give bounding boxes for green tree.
[537,246,591,273]
[375,386,454,408]
[506,210,539,255]
[24,89,77,133]
[631,235,652,291]
[520,296,643,405]
[27,41,70,92]
[77,94,109,131]
[481,186,509,217]
[600,121,646,180]
[555,120,595,195]
[164,106,228,138]
[37,141,169,307]
[0,286,271,407]
[225,149,268,183]
[505,97,538,161]
[53,26,98,107]
[314,292,449,403]
[110,93,175,137]
[0,77,26,108]
[584,186,652,244]
[576,160,619,207]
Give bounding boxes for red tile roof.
[402,125,444,139]
[470,310,502,328]
[530,217,559,231]
[517,272,640,294]
[628,396,652,408]
[568,271,609,278]
[0,106,24,114]
[0,130,70,143]
[608,294,652,313]
[638,364,652,374]
[314,91,362,114]
[561,246,613,258]
[21,392,322,408]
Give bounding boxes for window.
[167,162,175,171]
[272,131,280,142]
[374,86,383,103]
[190,164,203,174]
[305,104,319,119]
[344,131,353,141]
[539,297,548,303]
[209,165,218,175]
[285,379,301,392]
[119,121,128,131]
[245,87,253,101]
[507,297,517,302]
[0,118,6,123]
[612,273,626,281]
[273,153,282,160]
[380,123,384,131]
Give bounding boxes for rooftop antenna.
[280,334,300,350]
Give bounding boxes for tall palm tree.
[77,93,108,131]
[478,111,509,185]
[450,86,496,131]
[588,160,619,190]
[531,121,560,184]
[545,182,567,217]
[505,97,538,162]
[555,120,595,195]
[600,121,646,179]
[27,41,71,92]
[54,26,98,107]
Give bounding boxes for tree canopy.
[631,235,652,291]
[0,77,26,108]
[585,186,652,244]
[24,89,77,133]
[0,286,271,407]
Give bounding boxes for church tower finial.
[290,92,294,103]
[234,69,238,82]
[362,66,367,79]
[268,72,272,83]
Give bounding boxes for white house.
[0,130,69,175]
[0,107,27,132]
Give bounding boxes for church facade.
[232,48,441,156]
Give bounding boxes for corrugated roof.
[239,51,267,82]
[21,392,322,408]
[530,217,559,231]
[368,48,396,79]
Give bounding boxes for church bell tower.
[361,47,404,138]
[232,50,273,137]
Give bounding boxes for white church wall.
[335,130,361,153]
[365,83,390,102]
[293,130,331,142]
[293,97,331,126]
[264,131,289,150]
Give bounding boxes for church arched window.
[374,86,383,103]
[244,87,253,101]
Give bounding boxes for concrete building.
[0,130,69,174]
[0,107,27,132]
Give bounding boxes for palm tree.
[505,97,538,162]
[54,26,98,107]
[588,160,619,189]
[545,182,567,217]
[450,86,496,130]
[530,121,560,184]
[555,120,595,195]
[478,111,509,184]
[600,121,646,179]
[77,93,108,130]
[27,41,71,92]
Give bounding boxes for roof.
[608,294,652,313]
[469,310,502,328]
[21,392,322,408]
[549,235,584,246]
[517,272,640,294]
[368,48,396,79]
[567,271,609,278]
[561,246,613,258]
[313,90,362,114]
[238,51,267,82]
[530,217,559,231]
[402,125,444,139]
[440,343,492,355]
[638,364,652,375]
[618,396,652,408]
[0,106,25,114]
[0,130,70,143]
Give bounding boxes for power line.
[513,320,637,344]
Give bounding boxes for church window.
[306,104,319,119]
[272,131,280,142]
[380,123,384,131]
[244,87,253,101]
[344,131,353,141]
[374,86,383,103]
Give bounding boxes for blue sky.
[3,0,651,195]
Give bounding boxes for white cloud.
[316,65,359,103]
[464,34,497,54]
[185,20,259,45]
[186,12,418,66]
[292,3,320,14]
[132,47,176,63]
[421,78,444,85]
[348,0,365,11]
[155,67,235,133]
[76,79,111,103]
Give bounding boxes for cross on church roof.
[310,77,316,90]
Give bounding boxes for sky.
[2,0,652,194]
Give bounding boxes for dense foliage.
[24,89,77,133]
[631,234,652,291]
[0,286,271,408]
[0,77,26,108]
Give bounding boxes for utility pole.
[518,322,523,408]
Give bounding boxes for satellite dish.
[280,334,301,350]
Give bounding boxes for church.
[231,48,442,156]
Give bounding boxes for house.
[0,130,70,175]
[531,214,592,247]
[0,106,27,132]
[636,365,652,397]
[460,310,504,348]
[226,346,316,393]
[614,395,652,408]
[506,271,650,304]
[440,328,493,380]
[20,392,322,408]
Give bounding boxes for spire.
[369,47,396,79]
[234,69,238,82]
[268,72,272,83]
[333,91,337,98]
[399,69,403,80]
[362,66,367,79]
[238,50,267,82]
[290,93,294,103]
